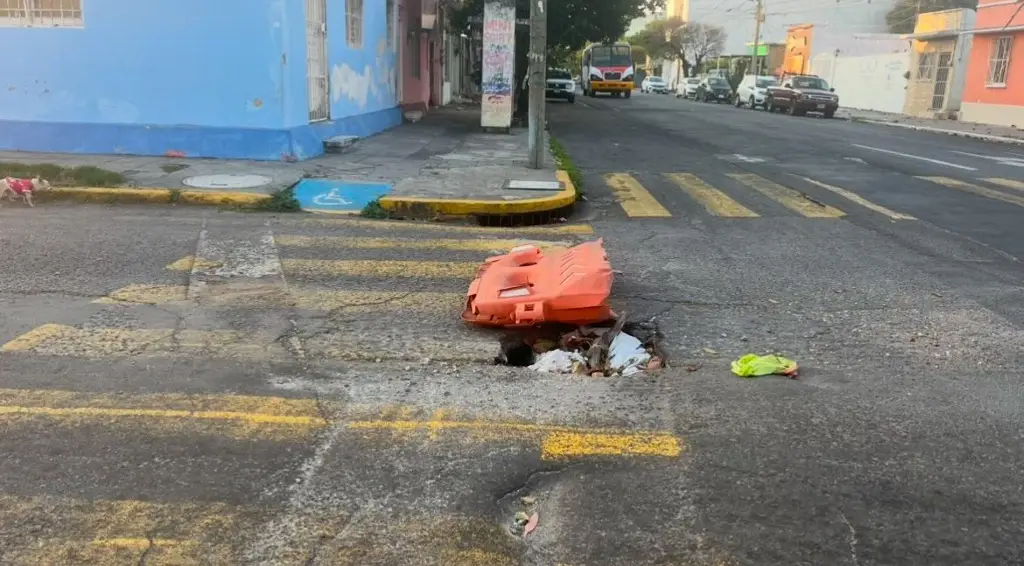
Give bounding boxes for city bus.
[581,43,635,98]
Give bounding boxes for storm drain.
[182,174,273,189]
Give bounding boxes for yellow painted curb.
[377,169,577,217]
[39,187,272,207]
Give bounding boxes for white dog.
[0,176,51,207]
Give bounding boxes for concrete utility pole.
[527,0,547,169]
[750,0,763,76]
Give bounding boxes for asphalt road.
[0,90,1022,566]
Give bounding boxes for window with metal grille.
[347,0,363,48]
[0,0,82,27]
[386,0,394,50]
[916,52,935,81]
[987,35,1013,87]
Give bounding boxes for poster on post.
[481,0,515,129]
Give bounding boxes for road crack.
[839,510,859,566]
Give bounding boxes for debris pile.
[497,315,666,376]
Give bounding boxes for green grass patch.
[549,137,584,200]
[360,198,389,219]
[247,186,301,213]
[0,162,125,187]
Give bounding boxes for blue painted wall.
[0,0,401,161]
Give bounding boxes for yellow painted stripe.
[604,173,672,217]
[95,285,464,312]
[800,177,916,220]
[920,176,1024,207]
[664,173,759,217]
[541,432,683,459]
[729,173,845,218]
[275,235,571,252]
[165,256,223,272]
[0,324,494,362]
[282,258,479,279]
[0,405,325,426]
[291,217,595,235]
[984,177,1024,192]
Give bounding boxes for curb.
[38,187,272,206]
[376,170,577,218]
[850,118,1024,146]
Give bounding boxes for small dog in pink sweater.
[0,176,51,207]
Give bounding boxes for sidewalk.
[0,105,574,217]
[837,108,1024,145]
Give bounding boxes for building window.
[987,35,1013,87]
[917,52,935,80]
[0,0,83,28]
[346,0,363,48]
[386,0,394,50]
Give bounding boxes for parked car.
[544,68,576,104]
[766,73,839,118]
[734,75,779,110]
[676,77,701,99]
[641,76,669,94]
[696,76,732,103]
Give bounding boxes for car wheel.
[735,95,743,107]
[823,109,835,119]
[788,104,799,116]
[568,95,575,104]
[624,91,631,99]
[749,96,756,110]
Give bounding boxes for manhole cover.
[182,174,273,189]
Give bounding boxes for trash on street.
[730,353,799,378]
[529,349,586,373]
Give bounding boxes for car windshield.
[687,78,700,84]
[792,76,829,90]
[548,70,571,80]
[709,79,728,87]
[649,77,664,83]
[756,78,778,88]
[591,45,632,67]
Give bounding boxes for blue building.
[0,0,403,161]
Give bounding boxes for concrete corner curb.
[852,119,1024,146]
[40,187,272,206]
[376,170,577,218]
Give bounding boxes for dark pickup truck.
[766,73,839,118]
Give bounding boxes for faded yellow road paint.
[729,173,845,218]
[921,176,1024,207]
[604,173,673,217]
[349,418,683,459]
[291,217,595,235]
[94,285,463,312]
[541,431,683,459]
[0,495,256,565]
[0,405,324,427]
[93,284,188,304]
[665,173,759,217]
[441,548,518,566]
[985,177,1024,192]
[165,255,223,271]
[0,324,276,357]
[1,324,493,363]
[275,234,571,252]
[800,177,916,220]
[282,258,479,279]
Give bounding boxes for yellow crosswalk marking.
[664,173,759,217]
[800,177,916,220]
[920,176,1024,207]
[0,324,495,363]
[274,235,571,252]
[728,173,846,218]
[95,285,464,312]
[282,258,479,278]
[604,173,672,217]
[984,178,1024,192]
[291,217,595,235]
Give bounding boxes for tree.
[886,0,977,34]
[625,18,726,79]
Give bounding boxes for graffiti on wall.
[481,0,515,128]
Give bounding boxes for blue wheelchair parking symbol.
[293,179,393,214]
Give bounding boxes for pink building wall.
[400,0,444,112]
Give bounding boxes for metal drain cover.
[182,174,273,189]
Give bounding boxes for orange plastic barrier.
[462,239,615,327]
